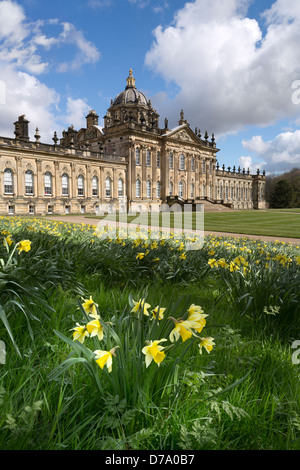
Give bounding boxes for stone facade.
[0,69,266,216]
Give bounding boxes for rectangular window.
[29,205,34,214]
[8,205,14,215]
[146,150,151,167]
[169,153,173,169]
[191,158,195,172]
[25,172,34,195]
[65,205,70,214]
[156,151,160,168]
[136,148,140,165]
[4,171,13,194]
[81,206,85,214]
[47,205,53,214]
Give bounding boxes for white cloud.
[87,0,113,8]
[63,97,90,130]
[242,130,300,172]
[145,0,300,136]
[128,0,150,9]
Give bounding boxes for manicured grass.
[85,210,300,239]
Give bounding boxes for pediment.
[163,125,200,144]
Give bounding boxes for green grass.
[85,210,300,239]
[0,217,299,450]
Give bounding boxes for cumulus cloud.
[0,0,97,142]
[145,0,300,136]
[241,130,300,173]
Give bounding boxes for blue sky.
[1,0,300,175]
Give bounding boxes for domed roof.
[113,69,148,106]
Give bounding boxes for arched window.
[156,181,161,198]
[4,169,13,194]
[180,154,185,171]
[146,180,151,198]
[169,181,173,196]
[179,181,183,198]
[25,170,34,195]
[118,178,124,197]
[62,173,69,196]
[136,178,141,198]
[106,177,112,198]
[169,153,173,169]
[146,149,151,167]
[136,148,141,165]
[92,176,98,197]
[78,175,84,196]
[191,183,195,198]
[44,172,52,196]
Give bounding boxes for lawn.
[85,210,300,239]
[0,216,299,450]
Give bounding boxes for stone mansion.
[0,69,266,216]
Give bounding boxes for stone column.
[15,156,23,197]
[35,159,43,197]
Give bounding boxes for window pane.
[92,176,98,196]
[118,179,123,197]
[45,172,52,195]
[4,169,13,194]
[78,175,84,196]
[62,174,69,196]
[106,177,111,197]
[136,179,141,198]
[25,171,33,194]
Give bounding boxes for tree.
[269,179,295,208]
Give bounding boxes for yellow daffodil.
[198,337,215,354]
[131,298,151,316]
[180,252,187,260]
[229,261,239,272]
[169,318,195,343]
[136,252,145,260]
[208,258,218,268]
[94,347,118,373]
[4,235,13,246]
[17,240,31,253]
[218,258,229,269]
[82,296,99,319]
[151,306,166,321]
[142,339,167,367]
[72,324,89,343]
[86,319,104,341]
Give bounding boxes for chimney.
[14,115,30,141]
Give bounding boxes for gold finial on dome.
[126,68,136,88]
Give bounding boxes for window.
[78,175,84,196]
[191,157,195,172]
[169,181,173,196]
[241,188,244,200]
[136,148,140,165]
[191,183,195,198]
[118,178,124,197]
[4,169,13,194]
[92,176,98,197]
[220,184,223,199]
[44,172,52,196]
[179,181,183,198]
[245,188,248,201]
[47,205,53,214]
[25,170,34,195]
[180,154,185,171]
[156,181,160,198]
[202,161,206,174]
[225,185,228,200]
[136,179,141,198]
[169,153,173,169]
[146,180,151,198]
[236,187,239,200]
[146,149,151,167]
[29,205,34,215]
[156,151,160,168]
[8,205,14,215]
[231,187,234,199]
[65,205,70,214]
[81,206,85,214]
[106,177,112,198]
[62,173,69,196]
[209,162,212,174]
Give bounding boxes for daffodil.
[198,337,215,354]
[82,296,99,319]
[131,298,151,316]
[94,347,118,373]
[169,318,195,343]
[208,258,218,268]
[72,324,89,343]
[179,252,186,260]
[17,240,31,253]
[151,306,166,321]
[142,339,167,367]
[136,252,145,260]
[4,235,13,246]
[86,319,104,341]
